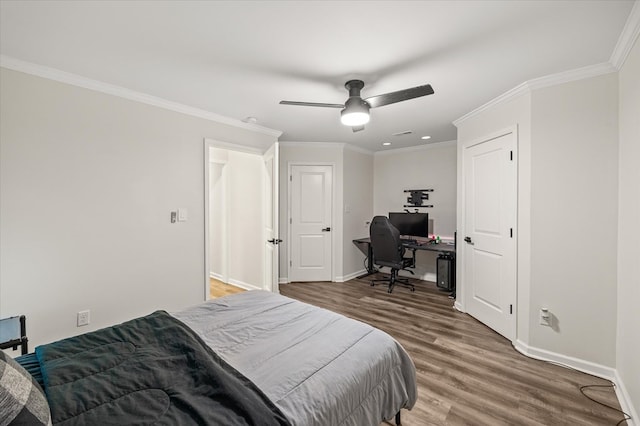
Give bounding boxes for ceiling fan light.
[340,98,370,126]
[341,111,370,126]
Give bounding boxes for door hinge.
[510,228,513,238]
[290,175,292,181]
[289,217,292,224]
[289,260,292,267]
[510,150,513,161]
[510,304,513,315]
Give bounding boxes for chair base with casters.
[371,264,416,293]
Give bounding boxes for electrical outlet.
[539,308,551,326]
[77,310,90,327]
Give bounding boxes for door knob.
[322,227,331,232]
[464,236,474,245]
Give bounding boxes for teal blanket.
[36,311,290,426]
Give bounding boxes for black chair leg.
[371,269,415,293]
[387,269,397,293]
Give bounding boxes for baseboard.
[227,278,262,292]
[338,269,366,282]
[514,340,636,425]
[209,272,224,280]
[398,270,436,283]
[213,272,280,291]
[513,339,617,381]
[278,277,289,284]
[613,370,638,426]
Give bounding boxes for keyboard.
[401,238,419,245]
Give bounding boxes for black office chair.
[369,216,416,293]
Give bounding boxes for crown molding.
[374,139,457,156]
[610,0,640,69]
[454,2,639,128]
[525,62,617,91]
[453,62,616,127]
[0,55,283,139]
[452,81,530,127]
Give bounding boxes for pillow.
[0,351,51,426]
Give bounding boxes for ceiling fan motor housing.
[345,79,365,97]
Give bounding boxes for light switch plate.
[178,208,188,222]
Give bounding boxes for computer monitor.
[388,212,429,238]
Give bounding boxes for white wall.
[227,151,263,288]
[456,71,620,369]
[374,142,457,237]
[209,150,228,281]
[617,35,640,418]
[278,143,344,282]
[374,142,457,281]
[209,149,263,289]
[0,68,277,348]
[342,146,374,280]
[529,73,619,367]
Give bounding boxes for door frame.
[456,125,519,339]
[203,138,266,300]
[287,162,335,282]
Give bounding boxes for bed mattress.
[173,290,417,426]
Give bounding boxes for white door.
[263,143,280,293]
[289,165,332,282]
[463,129,517,340]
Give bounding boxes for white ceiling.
[0,1,635,151]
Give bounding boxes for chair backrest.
[369,216,404,268]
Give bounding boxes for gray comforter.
[173,290,417,426]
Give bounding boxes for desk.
[352,237,456,293]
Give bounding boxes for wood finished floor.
[210,278,245,298]
[280,275,626,426]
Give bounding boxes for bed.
[4,291,417,425]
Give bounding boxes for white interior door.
[463,129,517,340]
[263,143,280,293]
[289,165,332,282]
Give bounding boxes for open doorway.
[203,139,279,300]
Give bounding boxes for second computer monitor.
[388,212,429,238]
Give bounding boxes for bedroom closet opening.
[208,145,262,297]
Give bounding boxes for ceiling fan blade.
[279,101,344,108]
[365,84,434,108]
[352,125,365,133]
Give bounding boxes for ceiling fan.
[279,80,434,132]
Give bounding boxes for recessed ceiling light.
[242,116,258,124]
[421,135,431,140]
[382,142,391,146]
